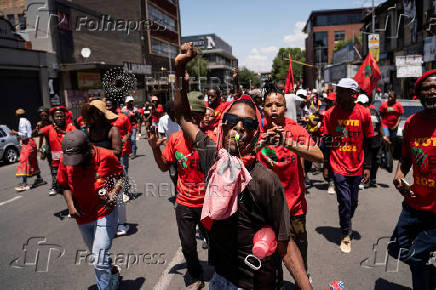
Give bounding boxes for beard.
[421,95,436,110]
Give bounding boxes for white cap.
[336,78,359,91]
[357,94,369,104]
[312,89,318,94]
[322,93,328,99]
[296,89,307,97]
[125,96,135,103]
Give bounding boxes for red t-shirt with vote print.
[401,112,436,214]
[162,130,205,208]
[379,101,404,129]
[323,104,374,176]
[257,118,315,216]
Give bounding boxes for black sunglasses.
[222,113,258,130]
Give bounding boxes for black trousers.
[175,203,208,280]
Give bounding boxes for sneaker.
[31,178,47,188]
[130,155,136,160]
[340,236,352,253]
[307,273,313,284]
[358,184,365,190]
[122,193,130,203]
[202,238,208,249]
[15,184,30,192]
[186,280,204,290]
[111,265,121,290]
[48,188,57,196]
[305,176,312,187]
[117,224,129,236]
[327,181,336,195]
[370,180,377,188]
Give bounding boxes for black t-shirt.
[194,130,291,290]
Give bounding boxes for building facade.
[181,34,238,92]
[361,0,436,98]
[1,0,181,118]
[303,8,365,88]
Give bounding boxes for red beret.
[327,92,336,101]
[415,69,436,95]
[49,106,67,116]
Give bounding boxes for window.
[148,4,176,31]
[7,14,15,26]
[18,14,26,30]
[334,31,345,41]
[151,38,178,57]
[315,13,362,26]
[314,31,328,65]
[0,128,6,138]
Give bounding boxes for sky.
[179,0,384,72]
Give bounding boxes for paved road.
[0,137,413,289]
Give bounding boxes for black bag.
[379,143,393,173]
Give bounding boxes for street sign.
[168,74,175,83]
[368,34,380,62]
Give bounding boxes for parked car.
[0,125,21,163]
[372,99,423,159]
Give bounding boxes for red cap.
[327,92,336,101]
[377,88,381,92]
[415,69,436,95]
[49,106,67,116]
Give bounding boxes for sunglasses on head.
[222,113,258,130]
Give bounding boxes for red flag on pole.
[353,51,381,95]
[284,56,294,94]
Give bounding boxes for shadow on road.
[315,226,361,245]
[374,278,411,290]
[281,280,298,289]
[169,260,215,286]
[53,208,70,220]
[88,276,145,290]
[377,183,390,188]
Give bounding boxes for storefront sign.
[368,34,380,62]
[123,62,152,75]
[396,55,423,78]
[77,72,101,89]
[424,36,436,62]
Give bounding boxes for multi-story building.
[361,0,436,98]
[303,8,365,88]
[1,0,181,118]
[181,33,238,92]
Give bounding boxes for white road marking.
[152,246,184,290]
[0,195,22,206]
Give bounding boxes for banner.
[77,72,101,89]
[284,56,294,94]
[368,34,380,62]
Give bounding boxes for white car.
[0,125,21,163]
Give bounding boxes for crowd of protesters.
[7,41,435,290]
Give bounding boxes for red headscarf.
[215,94,261,167]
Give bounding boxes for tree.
[238,67,260,89]
[186,48,209,81]
[271,48,305,85]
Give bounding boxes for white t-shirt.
[158,114,180,139]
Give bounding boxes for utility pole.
[197,56,201,92]
[372,0,376,33]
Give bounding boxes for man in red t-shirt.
[257,91,323,270]
[390,70,436,290]
[379,91,404,145]
[57,130,125,290]
[147,92,207,288]
[37,106,76,195]
[151,96,162,127]
[122,96,140,159]
[107,99,132,236]
[323,78,375,253]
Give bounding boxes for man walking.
[323,78,374,253]
[57,130,125,290]
[390,70,436,290]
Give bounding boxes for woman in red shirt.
[379,91,404,145]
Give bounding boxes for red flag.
[353,51,381,95]
[284,56,294,94]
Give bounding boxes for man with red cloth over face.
[36,106,76,195]
[389,69,436,290]
[173,42,312,290]
[257,90,323,273]
[323,78,375,254]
